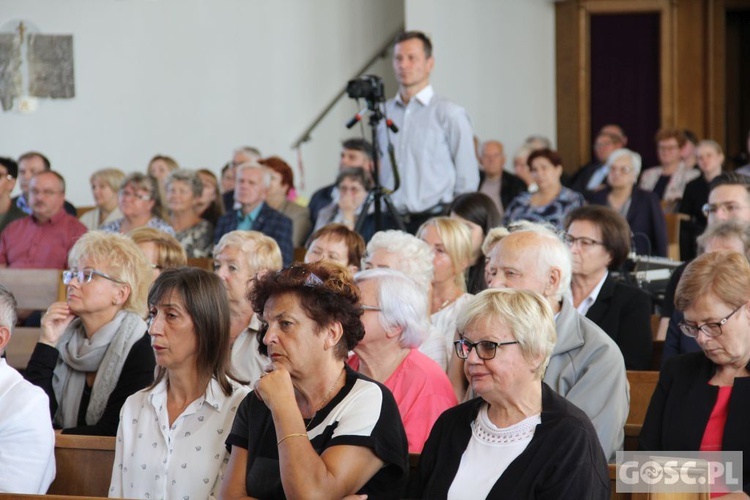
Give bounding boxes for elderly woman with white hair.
[411,288,609,498]
[349,268,457,453]
[588,148,667,256]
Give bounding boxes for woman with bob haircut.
[25,232,155,435]
[79,168,125,230]
[128,226,187,285]
[640,251,750,497]
[101,172,174,236]
[109,267,250,499]
[411,288,609,498]
[165,169,214,258]
[503,148,585,230]
[304,223,366,274]
[564,205,653,370]
[222,262,409,499]
[195,168,225,226]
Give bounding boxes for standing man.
[0,158,25,234]
[13,152,76,216]
[214,163,293,266]
[0,171,86,269]
[378,31,479,233]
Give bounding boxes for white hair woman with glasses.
[587,148,667,256]
[411,288,609,498]
[24,231,155,435]
[349,268,457,453]
[640,251,750,497]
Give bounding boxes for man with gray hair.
[214,162,293,266]
[0,284,56,493]
[222,146,263,212]
[484,221,629,462]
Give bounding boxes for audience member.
[109,268,250,499]
[569,127,626,193]
[101,172,174,235]
[147,154,179,205]
[0,284,55,494]
[661,220,750,366]
[448,192,502,294]
[214,162,293,266]
[639,128,700,211]
[0,157,25,233]
[79,168,125,230]
[349,268,457,453]
[564,206,653,370]
[681,129,699,169]
[212,230,281,383]
[308,138,374,225]
[166,169,213,258]
[640,251,750,498]
[477,140,526,215]
[195,168,224,226]
[313,167,376,243]
[259,156,311,247]
[734,129,750,176]
[0,171,87,269]
[411,289,609,498]
[512,144,537,191]
[503,149,585,230]
[485,223,629,461]
[679,139,725,261]
[128,226,187,285]
[417,217,474,371]
[587,148,667,256]
[304,223,366,275]
[222,262,409,499]
[221,146,262,212]
[13,151,76,216]
[220,162,235,194]
[24,231,155,435]
[378,31,479,233]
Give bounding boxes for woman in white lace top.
[410,288,609,499]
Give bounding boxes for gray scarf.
[52,310,146,428]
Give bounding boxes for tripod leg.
[382,194,407,232]
[355,192,376,233]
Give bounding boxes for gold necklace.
[305,368,345,430]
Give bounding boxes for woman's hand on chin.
[40,301,76,346]
[253,362,296,412]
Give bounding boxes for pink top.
[0,210,87,268]
[700,385,733,498]
[349,349,457,453]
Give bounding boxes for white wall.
[0,0,556,205]
[0,0,404,205]
[406,0,557,168]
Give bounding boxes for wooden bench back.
[0,268,65,310]
[5,326,42,370]
[47,434,116,497]
[187,257,213,271]
[627,370,659,426]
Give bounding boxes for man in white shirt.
[377,31,479,233]
[0,284,55,493]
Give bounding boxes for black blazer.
[585,275,653,370]
[479,170,527,209]
[639,353,750,495]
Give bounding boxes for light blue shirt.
[236,202,264,230]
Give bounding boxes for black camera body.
[346,74,385,103]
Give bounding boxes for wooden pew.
[625,370,659,451]
[187,257,213,271]
[47,434,116,497]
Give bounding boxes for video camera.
[346,75,385,103]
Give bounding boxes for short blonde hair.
[417,217,473,291]
[68,231,152,315]
[675,251,750,312]
[456,288,557,379]
[214,230,282,273]
[128,227,187,270]
[90,168,125,192]
[481,226,510,257]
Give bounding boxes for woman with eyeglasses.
[221,262,409,499]
[411,288,609,498]
[101,172,175,236]
[587,148,668,257]
[564,205,653,370]
[24,231,155,435]
[640,251,750,497]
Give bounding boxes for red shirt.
[700,385,733,497]
[0,209,87,268]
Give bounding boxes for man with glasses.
[484,221,628,462]
[12,151,76,216]
[0,157,26,234]
[0,171,86,269]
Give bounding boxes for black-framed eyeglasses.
[62,268,125,286]
[678,304,743,338]
[563,233,606,249]
[454,338,519,360]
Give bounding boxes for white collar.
[575,271,608,317]
[396,84,434,106]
